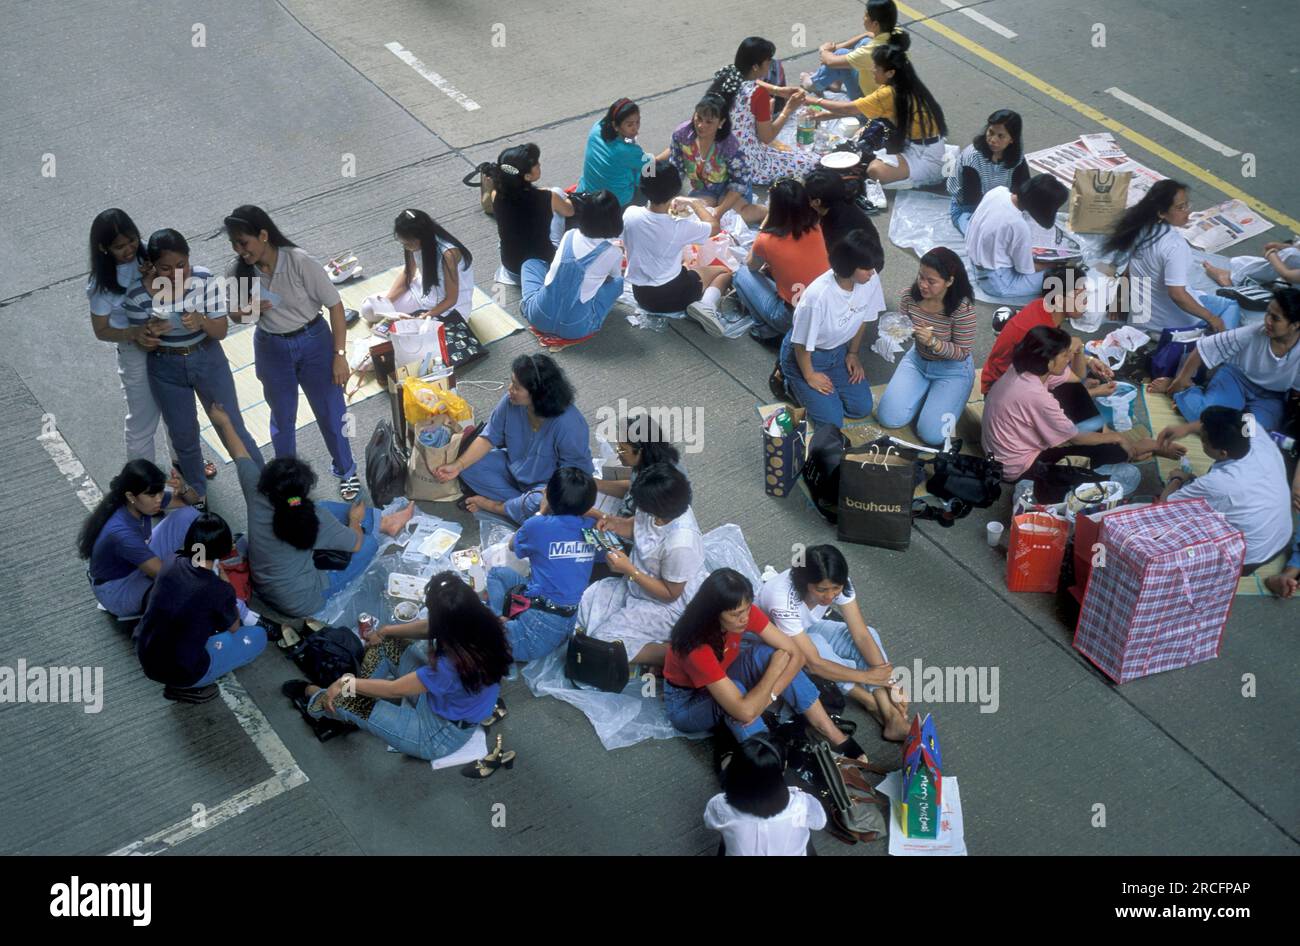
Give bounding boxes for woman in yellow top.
[807,32,949,189]
[803,0,901,99]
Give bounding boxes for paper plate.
[819,151,861,169]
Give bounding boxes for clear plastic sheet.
[522,524,762,751]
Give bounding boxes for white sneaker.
[865,178,888,211]
[687,301,726,338]
[494,264,520,286]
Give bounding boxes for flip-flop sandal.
[204,461,218,480]
[339,475,362,501]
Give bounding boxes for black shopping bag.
[837,446,915,550]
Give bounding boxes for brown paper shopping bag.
[1068,169,1131,234]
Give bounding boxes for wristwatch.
[335,348,347,357]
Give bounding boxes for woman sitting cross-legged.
[705,735,827,856]
[664,95,766,226]
[663,568,874,761]
[578,98,648,208]
[79,459,201,620]
[436,354,593,525]
[589,412,685,519]
[283,572,512,762]
[965,174,1070,302]
[756,544,908,741]
[490,143,576,285]
[359,209,474,324]
[521,189,625,340]
[208,403,413,619]
[135,511,267,704]
[945,108,1028,236]
[874,247,977,446]
[777,228,886,426]
[577,462,707,668]
[733,178,830,343]
[485,467,599,663]
[982,326,1169,498]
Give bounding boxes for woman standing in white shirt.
[1102,179,1242,335]
[360,209,474,323]
[705,737,826,856]
[777,230,884,426]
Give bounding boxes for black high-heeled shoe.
[460,733,517,779]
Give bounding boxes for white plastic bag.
[1096,383,1138,432]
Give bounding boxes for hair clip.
[499,164,520,176]
[403,209,417,219]
[287,496,302,506]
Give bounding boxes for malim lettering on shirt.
[0,660,104,714]
[547,540,596,560]
[50,877,151,927]
[889,660,1000,714]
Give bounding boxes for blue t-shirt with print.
[513,514,596,607]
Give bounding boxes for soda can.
[358,613,376,637]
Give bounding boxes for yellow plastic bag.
[401,377,473,424]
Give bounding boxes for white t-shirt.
[756,568,856,637]
[87,260,143,329]
[787,269,884,352]
[622,207,710,287]
[965,186,1034,274]
[1125,225,1197,332]
[410,239,475,314]
[630,505,706,618]
[1174,429,1293,564]
[545,231,624,302]
[1196,325,1300,393]
[704,788,826,856]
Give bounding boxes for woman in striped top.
[875,247,977,446]
[946,109,1028,236]
[129,229,263,505]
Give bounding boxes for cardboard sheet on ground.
[523,524,762,751]
[197,271,522,462]
[877,771,967,855]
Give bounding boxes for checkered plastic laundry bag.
[1073,499,1244,684]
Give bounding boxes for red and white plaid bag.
[1073,499,1244,684]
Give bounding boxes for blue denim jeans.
[307,640,475,761]
[808,37,870,97]
[520,257,624,340]
[663,639,822,741]
[190,625,268,687]
[949,202,975,235]
[875,348,975,446]
[147,341,263,499]
[1190,291,1243,332]
[780,337,873,426]
[805,620,887,694]
[486,566,577,662]
[91,505,201,619]
[1174,363,1286,431]
[733,267,793,337]
[254,318,356,479]
[459,450,544,524]
[317,501,380,600]
[1288,515,1300,571]
[976,265,1045,302]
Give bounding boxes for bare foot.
[464,495,505,516]
[1263,573,1298,599]
[1147,377,1174,394]
[882,713,910,742]
[1201,260,1232,287]
[379,501,416,537]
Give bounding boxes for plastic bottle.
[1179,455,1193,475]
[1269,431,1296,452]
[796,109,816,147]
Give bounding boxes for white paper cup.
[986,521,1005,547]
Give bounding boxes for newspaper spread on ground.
[1026,137,1164,207]
[1175,198,1273,253]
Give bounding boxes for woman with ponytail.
[224,205,361,500]
[359,209,475,324]
[206,403,413,618]
[488,143,576,284]
[807,31,950,188]
[804,0,901,99]
[79,458,200,619]
[578,98,647,206]
[714,37,820,186]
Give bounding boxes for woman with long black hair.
[712,36,819,186]
[489,143,575,284]
[806,31,949,188]
[733,178,829,340]
[578,98,647,207]
[224,205,362,500]
[1101,179,1242,335]
[434,354,592,524]
[283,571,513,763]
[359,209,475,324]
[663,568,872,760]
[79,458,200,619]
[946,109,1028,234]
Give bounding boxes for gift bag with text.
[836,446,915,550]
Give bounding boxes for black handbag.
[565,631,629,693]
[365,420,408,508]
[295,625,365,688]
[312,548,352,571]
[926,439,1004,508]
[801,425,848,523]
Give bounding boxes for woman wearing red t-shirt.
[663,569,871,760]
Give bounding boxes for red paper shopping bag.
[1006,512,1069,593]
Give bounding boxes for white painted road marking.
[36,426,310,854]
[385,41,481,111]
[1105,87,1241,157]
[938,0,1018,39]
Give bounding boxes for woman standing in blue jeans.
[876,248,978,445]
[127,229,264,505]
[778,229,885,426]
[662,569,872,761]
[283,572,513,762]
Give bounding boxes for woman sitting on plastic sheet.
[577,463,707,668]
[946,108,1028,235]
[436,354,593,525]
[964,174,1070,302]
[359,209,474,325]
[578,98,647,207]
